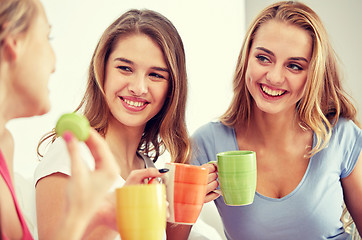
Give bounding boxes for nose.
[128,74,148,96]
[266,65,284,86]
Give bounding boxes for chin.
[255,102,282,115]
[38,104,51,116]
[31,102,51,117]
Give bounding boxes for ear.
[2,35,20,62]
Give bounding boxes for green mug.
[213,150,257,206]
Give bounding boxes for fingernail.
[158,168,169,173]
[63,131,73,143]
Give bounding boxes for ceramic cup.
[165,163,208,224]
[214,150,257,206]
[115,184,166,240]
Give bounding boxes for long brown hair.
[38,9,190,163]
[220,1,358,156]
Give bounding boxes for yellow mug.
[115,184,166,240]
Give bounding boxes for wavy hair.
[220,1,358,156]
[38,9,190,163]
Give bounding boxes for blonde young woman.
[190,1,362,239]
[35,9,191,239]
[0,0,129,239]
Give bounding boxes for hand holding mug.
[201,163,221,203]
[124,168,168,186]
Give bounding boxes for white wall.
[245,0,362,121]
[8,0,245,178]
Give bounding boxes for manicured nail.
[158,168,169,173]
[63,131,73,143]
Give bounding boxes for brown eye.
[149,73,165,79]
[288,63,303,71]
[117,66,132,72]
[256,55,270,63]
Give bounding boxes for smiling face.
[104,33,170,129]
[245,20,312,116]
[12,0,55,117]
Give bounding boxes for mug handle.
[207,161,222,195]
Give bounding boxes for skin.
[36,33,170,239]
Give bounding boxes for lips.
[120,96,149,111]
[123,98,146,107]
[260,84,286,97]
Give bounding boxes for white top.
[33,138,159,240]
[33,138,224,240]
[34,138,125,189]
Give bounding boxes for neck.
[243,106,307,148]
[105,118,145,179]
[0,65,14,130]
[0,61,32,124]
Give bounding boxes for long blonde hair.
[38,9,190,163]
[0,0,38,49]
[220,1,358,156]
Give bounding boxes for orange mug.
[165,163,208,224]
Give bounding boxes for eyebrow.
[114,57,169,73]
[255,47,309,63]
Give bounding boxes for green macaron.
[55,113,90,141]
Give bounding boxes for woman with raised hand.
[0,0,126,239]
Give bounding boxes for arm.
[36,129,170,240]
[341,149,362,236]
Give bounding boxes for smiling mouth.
[260,84,286,97]
[121,98,148,107]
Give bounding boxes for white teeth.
[124,99,145,107]
[261,85,285,96]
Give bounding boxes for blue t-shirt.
[191,118,362,240]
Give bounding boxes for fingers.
[124,168,168,186]
[63,131,85,178]
[208,172,218,184]
[202,163,220,203]
[84,129,119,176]
[206,177,219,193]
[201,162,217,173]
[205,192,221,203]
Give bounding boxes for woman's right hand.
[201,162,221,203]
[58,128,120,240]
[124,168,168,186]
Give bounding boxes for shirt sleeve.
[33,138,94,187]
[339,119,362,178]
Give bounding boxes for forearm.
[53,209,88,240]
[166,222,192,240]
[81,209,118,240]
[52,202,117,240]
